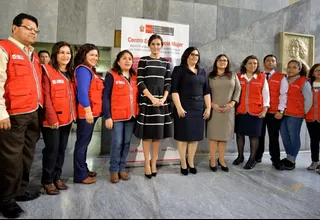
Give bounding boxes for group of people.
[0,13,320,219]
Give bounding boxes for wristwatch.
[278,110,284,114]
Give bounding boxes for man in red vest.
[0,13,43,218]
[256,55,288,170]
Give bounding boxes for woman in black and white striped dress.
[134,34,173,178]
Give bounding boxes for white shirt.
[240,73,270,107]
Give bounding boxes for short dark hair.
[111,50,136,76]
[209,54,232,79]
[13,13,38,27]
[148,34,163,46]
[74,43,99,68]
[38,50,50,57]
[240,55,261,75]
[50,41,74,80]
[180,47,200,66]
[308,63,320,85]
[263,54,277,63]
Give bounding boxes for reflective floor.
[1,132,320,219]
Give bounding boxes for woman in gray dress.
[206,54,241,172]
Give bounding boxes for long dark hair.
[111,50,136,76]
[308,63,320,85]
[50,41,73,79]
[180,46,200,66]
[209,54,232,79]
[148,34,163,46]
[74,43,99,69]
[240,55,260,75]
[287,60,308,77]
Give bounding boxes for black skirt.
[235,113,263,137]
[174,109,204,141]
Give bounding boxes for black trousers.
[0,111,39,204]
[306,121,320,162]
[41,123,72,184]
[257,113,282,163]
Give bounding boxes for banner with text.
[121,17,189,165]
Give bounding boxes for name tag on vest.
[52,79,65,84]
[291,85,300,89]
[12,54,24,60]
[115,80,125,85]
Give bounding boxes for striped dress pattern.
[134,56,173,139]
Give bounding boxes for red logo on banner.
[145,24,153,33]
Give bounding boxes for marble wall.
[0,0,291,47]
[1,0,318,153]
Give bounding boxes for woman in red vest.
[305,63,320,172]
[41,41,77,195]
[73,44,104,184]
[103,50,139,183]
[234,55,270,169]
[280,60,312,170]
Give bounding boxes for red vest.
[109,70,139,121]
[268,72,285,113]
[42,64,77,127]
[305,88,320,122]
[284,76,307,118]
[0,39,43,115]
[74,65,104,119]
[236,73,265,116]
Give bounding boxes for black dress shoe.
[243,160,256,169]
[232,156,244,165]
[1,202,24,218]
[255,158,262,163]
[152,172,157,177]
[16,191,40,202]
[281,158,295,170]
[217,158,229,172]
[272,162,284,170]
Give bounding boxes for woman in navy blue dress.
[171,47,211,175]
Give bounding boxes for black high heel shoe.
[232,156,244,165]
[180,161,188,175]
[151,160,157,177]
[243,159,256,170]
[186,158,197,174]
[144,161,152,179]
[209,160,217,172]
[217,158,229,172]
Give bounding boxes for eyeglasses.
[190,53,199,57]
[218,59,228,62]
[19,25,40,34]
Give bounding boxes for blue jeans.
[280,116,303,161]
[109,120,135,173]
[74,118,98,182]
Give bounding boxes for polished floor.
[1,132,320,219]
